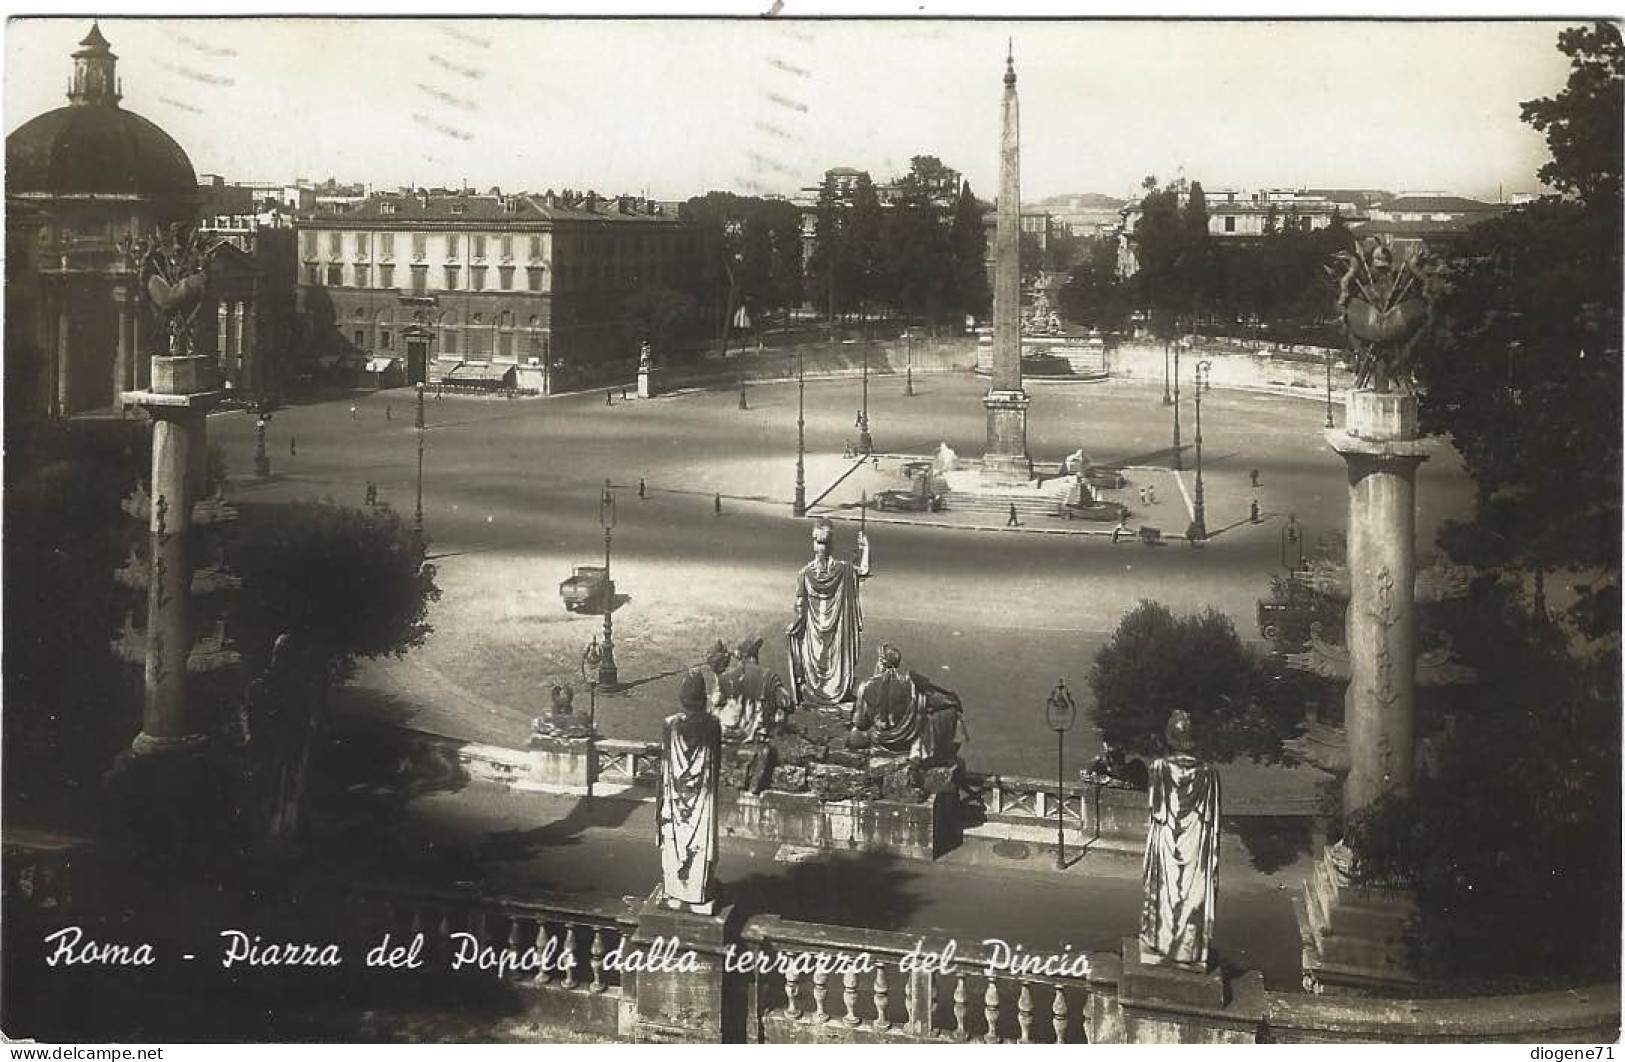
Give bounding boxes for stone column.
[1329,391,1427,815]
[112,284,132,407]
[56,299,71,417]
[981,48,1032,485]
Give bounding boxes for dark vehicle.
[1084,466,1127,491]
[875,488,943,513]
[560,565,612,613]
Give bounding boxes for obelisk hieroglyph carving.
[982,43,1033,485]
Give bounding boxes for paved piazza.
[210,373,1475,796]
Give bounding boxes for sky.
[4,15,1580,204]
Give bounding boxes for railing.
[350,881,636,998]
[740,915,1096,1043]
[596,739,660,787]
[961,772,1089,829]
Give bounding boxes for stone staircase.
[1293,845,1421,995]
[939,486,1069,521]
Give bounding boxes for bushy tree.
[1058,235,1128,329]
[617,285,697,355]
[680,192,805,337]
[806,174,847,321]
[1088,600,1299,762]
[946,181,992,325]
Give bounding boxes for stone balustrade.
[740,915,1109,1043]
[961,771,1149,852]
[595,738,661,787]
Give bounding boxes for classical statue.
[700,639,732,710]
[656,670,722,913]
[851,644,966,762]
[932,442,959,473]
[718,635,794,744]
[786,519,870,708]
[1139,710,1221,971]
[1333,236,1437,394]
[638,340,653,374]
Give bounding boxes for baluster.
[1051,985,1069,1044]
[436,909,453,966]
[590,928,607,992]
[872,965,892,1032]
[785,965,803,1021]
[409,904,425,940]
[507,916,526,980]
[469,908,487,949]
[532,920,552,986]
[842,967,861,1027]
[984,978,1002,1043]
[1017,982,1035,1044]
[811,965,830,1024]
[904,971,923,1034]
[953,974,970,1042]
[561,924,579,989]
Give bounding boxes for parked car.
[560,565,612,613]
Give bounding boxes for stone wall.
[1109,339,1354,399]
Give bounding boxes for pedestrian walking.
[350,405,358,420]
[364,481,377,506]
[385,404,392,421]
[639,477,647,500]
[606,390,615,407]
[1138,486,1148,507]
[856,410,864,428]
[1249,468,1261,488]
[1250,498,1261,524]
[289,435,297,457]
[1146,485,1158,505]
[714,492,723,516]
[1112,518,1127,544]
[843,440,854,458]
[1006,504,1020,527]
[622,386,629,401]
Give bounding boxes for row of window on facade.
[306,260,658,293]
[300,229,685,261]
[349,310,548,361]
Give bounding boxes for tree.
[1128,186,1187,341]
[946,181,992,326]
[681,192,806,340]
[617,285,697,355]
[1418,21,1622,636]
[806,174,847,322]
[843,172,886,319]
[1088,601,1300,763]
[1058,235,1127,330]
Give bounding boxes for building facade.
[293,189,690,391]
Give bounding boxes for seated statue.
[851,644,965,763]
[932,442,959,474]
[717,635,794,744]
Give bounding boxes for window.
[447,234,460,259]
[1223,216,1236,233]
[380,200,397,215]
[471,266,487,291]
[379,264,395,289]
[381,330,392,350]
[412,233,427,259]
[411,265,428,295]
[301,231,317,258]
[355,232,370,256]
[306,264,321,285]
[329,231,341,256]
[473,235,487,259]
[529,234,542,260]
[499,331,513,359]
[327,264,343,286]
[526,267,544,292]
[354,264,370,287]
[354,329,365,349]
[499,266,515,290]
[444,266,460,290]
[443,328,458,355]
[380,232,395,257]
[500,235,513,259]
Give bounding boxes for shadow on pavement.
[725,850,927,931]
[477,796,643,859]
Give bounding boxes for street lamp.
[1325,347,1336,429]
[1172,338,1183,470]
[905,329,915,397]
[857,341,873,454]
[1046,679,1078,870]
[253,406,271,479]
[1189,360,1211,542]
[1162,336,1173,406]
[597,478,620,690]
[1280,512,1304,572]
[414,382,426,540]
[793,350,807,517]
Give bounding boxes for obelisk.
[982,44,1032,485]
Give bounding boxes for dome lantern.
[69,20,121,107]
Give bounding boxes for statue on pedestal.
[657,670,722,913]
[1139,710,1221,971]
[122,221,221,359]
[850,644,966,764]
[786,519,870,708]
[638,340,653,375]
[718,635,793,744]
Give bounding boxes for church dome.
[5,23,197,200]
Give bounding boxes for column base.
[982,389,1032,486]
[637,370,653,399]
[1292,844,1422,997]
[103,732,244,859]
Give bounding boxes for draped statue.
[1139,711,1221,971]
[851,644,966,763]
[718,635,794,744]
[656,670,722,913]
[786,519,871,708]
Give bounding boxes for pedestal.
[638,369,653,400]
[981,389,1032,485]
[1118,938,1264,1044]
[1293,844,1421,997]
[629,889,743,1043]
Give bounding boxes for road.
[211,373,1473,790]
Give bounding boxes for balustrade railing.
[960,772,1091,830]
[740,915,1093,1043]
[595,739,660,787]
[349,881,635,998]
